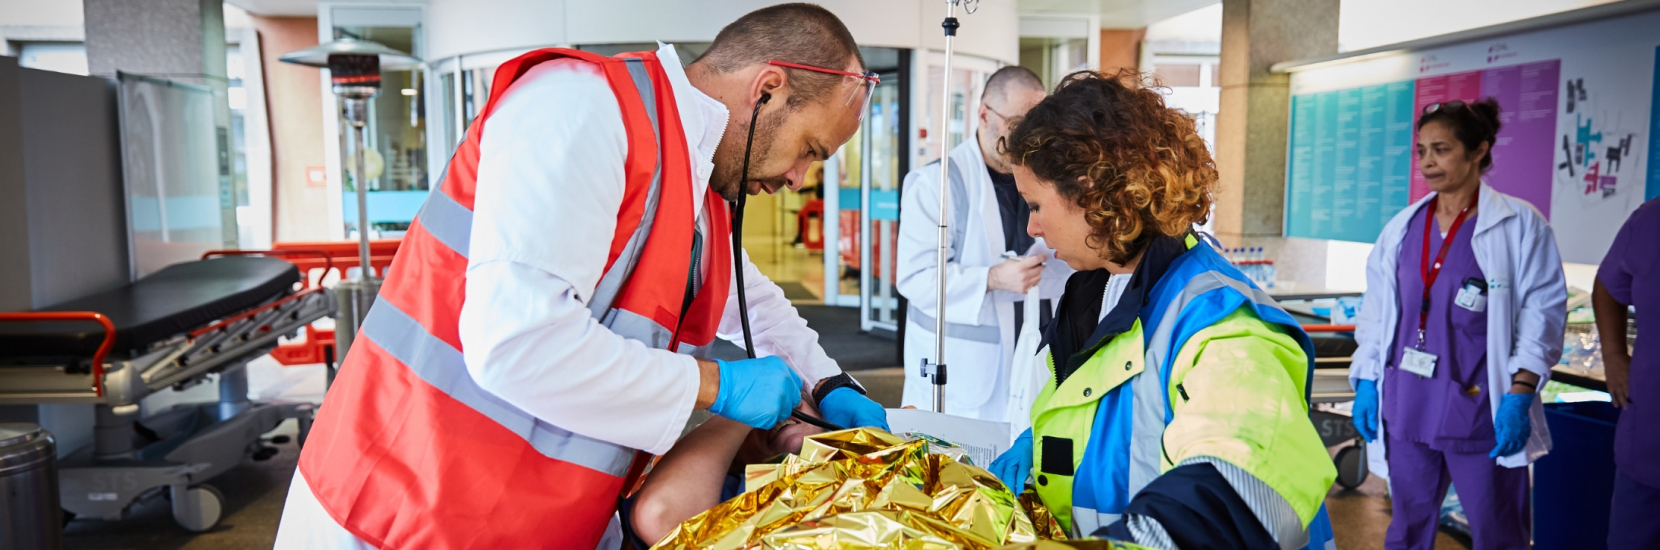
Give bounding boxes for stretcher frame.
[0,250,338,531]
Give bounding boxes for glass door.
[859,75,903,332]
[822,47,905,311]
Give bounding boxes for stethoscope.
[727,92,847,433]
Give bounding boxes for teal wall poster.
[1282,8,1658,264]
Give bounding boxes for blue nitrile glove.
[819,387,889,431]
[707,357,804,430]
[1490,392,1534,459]
[990,429,1034,492]
[1352,379,1379,443]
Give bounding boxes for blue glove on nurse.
[707,357,803,430]
[819,387,889,431]
[1490,392,1533,459]
[990,429,1034,492]
[1352,379,1379,443]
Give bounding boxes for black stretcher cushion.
[0,256,301,360]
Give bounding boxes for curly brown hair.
[1002,70,1216,265]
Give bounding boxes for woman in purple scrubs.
[1349,98,1567,550]
[1595,197,1660,550]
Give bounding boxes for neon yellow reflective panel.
[1029,320,1145,534]
[1161,308,1336,525]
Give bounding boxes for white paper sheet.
[885,408,1011,467]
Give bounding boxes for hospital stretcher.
[0,251,337,532]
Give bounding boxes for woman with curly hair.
[985,71,1337,549]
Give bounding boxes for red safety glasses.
[768,60,881,120]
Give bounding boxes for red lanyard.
[1416,191,1478,347]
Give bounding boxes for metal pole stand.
[331,95,383,384]
[929,0,964,413]
[920,358,947,413]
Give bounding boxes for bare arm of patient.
[629,400,826,544]
[628,416,753,544]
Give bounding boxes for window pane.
[1154,63,1201,87]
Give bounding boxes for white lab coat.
[896,137,1071,419]
[1349,183,1566,479]
[276,43,843,550]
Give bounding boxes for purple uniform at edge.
[1598,199,1660,550]
[1383,204,1529,550]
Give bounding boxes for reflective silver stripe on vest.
[360,296,635,477]
[1130,269,1244,495]
[1127,269,1309,549]
[415,188,473,258]
[1126,514,1178,550]
[1070,508,1176,550]
[907,303,999,343]
[1180,457,1310,550]
[600,308,675,350]
[587,58,666,320]
[1068,506,1119,539]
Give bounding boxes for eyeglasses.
[1423,100,1473,115]
[768,60,881,120]
[984,103,1013,121]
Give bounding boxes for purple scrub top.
[1385,203,1493,453]
[1599,198,1660,487]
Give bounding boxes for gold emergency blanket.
[650,428,1068,549]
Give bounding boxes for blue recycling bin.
[1534,401,1620,549]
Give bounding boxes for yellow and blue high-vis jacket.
[1030,234,1336,549]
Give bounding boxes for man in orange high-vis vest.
[274,5,889,549]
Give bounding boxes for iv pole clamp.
[922,0,973,413]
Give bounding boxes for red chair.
[798,199,825,251]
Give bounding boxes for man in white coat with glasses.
[897,66,1070,424]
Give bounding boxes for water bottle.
[1253,247,1265,285]
[1263,249,1277,289]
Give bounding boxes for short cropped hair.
[1003,70,1216,265]
[982,66,1044,107]
[696,3,864,109]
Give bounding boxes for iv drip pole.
[923,0,973,413]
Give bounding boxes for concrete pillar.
[83,0,237,247]
[250,16,330,242]
[1212,0,1338,243]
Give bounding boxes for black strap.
[812,372,866,406]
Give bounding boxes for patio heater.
[279,38,421,374]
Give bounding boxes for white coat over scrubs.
[1349,182,1566,480]
[896,137,1071,420]
[275,43,846,550]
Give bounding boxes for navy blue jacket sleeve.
[1095,462,1275,549]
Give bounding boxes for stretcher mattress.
[0,257,301,360]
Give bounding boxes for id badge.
[1401,347,1438,378]
[1455,278,1488,312]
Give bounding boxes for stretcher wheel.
[1334,444,1368,490]
[172,484,225,532]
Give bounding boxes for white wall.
[1337,0,1621,52]
[425,0,1018,65]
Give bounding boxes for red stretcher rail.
[0,312,116,397]
[270,240,401,277]
[1302,324,1357,333]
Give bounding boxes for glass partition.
[118,74,226,277]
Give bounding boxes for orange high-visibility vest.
[297,48,732,549]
